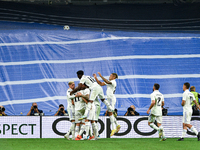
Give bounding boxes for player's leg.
[148,114,160,131]
[98,86,113,111]
[157,117,166,141]
[185,112,200,141]
[107,99,117,136]
[64,108,75,140]
[111,97,120,133]
[74,110,83,140]
[84,120,90,139]
[94,104,101,138]
[178,111,189,141]
[87,104,97,140]
[90,120,98,140]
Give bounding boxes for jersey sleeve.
[151,93,155,101]
[182,93,186,101]
[162,95,164,102]
[67,90,75,99]
[80,76,86,84]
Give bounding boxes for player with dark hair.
[70,70,113,140]
[177,82,200,141]
[147,83,166,141]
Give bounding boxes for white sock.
[66,122,75,135]
[79,125,85,136]
[96,122,99,136]
[89,126,93,137]
[85,122,90,137]
[110,115,116,130]
[103,100,113,111]
[190,126,198,135]
[159,126,165,137]
[92,122,98,138]
[181,129,187,138]
[75,126,80,137]
[84,102,92,117]
[149,123,159,131]
[114,117,119,127]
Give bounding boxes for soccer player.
[70,85,91,140]
[177,82,200,141]
[64,81,76,140]
[93,72,121,136]
[70,70,113,120]
[75,87,98,140]
[147,83,166,141]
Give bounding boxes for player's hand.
[93,73,97,78]
[75,92,82,97]
[97,72,102,76]
[147,109,150,114]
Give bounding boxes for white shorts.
[95,105,101,121]
[75,108,85,123]
[89,86,105,101]
[86,103,95,121]
[107,96,116,112]
[67,108,75,121]
[148,114,162,124]
[183,111,192,124]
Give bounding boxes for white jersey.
[74,89,90,111]
[80,75,100,90]
[150,90,164,116]
[66,88,75,109]
[105,80,116,99]
[182,89,196,112]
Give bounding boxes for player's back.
[80,75,99,89]
[183,89,195,112]
[150,90,164,116]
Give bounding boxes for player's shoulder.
[150,92,155,97]
[67,88,72,92]
[110,79,116,85]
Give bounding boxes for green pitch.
[1,138,200,150]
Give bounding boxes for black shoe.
[197,132,200,141]
[177,138,184,141]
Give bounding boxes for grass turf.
[1,138,200,150]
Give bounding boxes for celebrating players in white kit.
[93,72,121,136]
[177,82,200,141]
[70,70,113,120]
[147,83,166,141]
[64,81,76,140]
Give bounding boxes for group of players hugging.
[63,70,200,141]
[64,70,120,140]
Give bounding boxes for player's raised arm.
[70,83,83,95]
[97,72,112,84]
[93,73,106,86]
